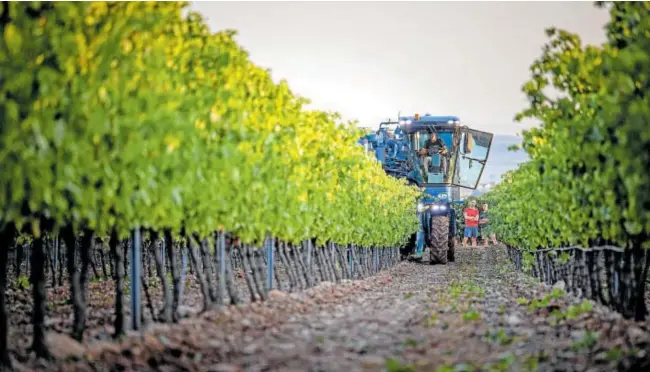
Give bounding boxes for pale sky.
[191,1,609,135]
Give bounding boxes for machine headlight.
[431,205,441,211]
[399,120,406,125]
[405,120,412,125]
[440,205,447,211]
[416,202,428,213]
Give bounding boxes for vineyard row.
[0,1,420,247]
[483,2,650,320]
[0,2,421,369]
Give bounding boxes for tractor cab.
[399,114,493,192]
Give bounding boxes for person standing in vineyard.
[479,203,497,247]
[462,200,479,247]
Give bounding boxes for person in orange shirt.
[462,200,479,247]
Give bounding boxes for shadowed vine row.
[507,245,649,320]
[2,229,401,366]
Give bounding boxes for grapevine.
[0,1,420,363]
[0,1,419,246]
[484,1,650,319]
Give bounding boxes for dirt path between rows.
[21,246,650,372]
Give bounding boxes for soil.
[8,246,650,372]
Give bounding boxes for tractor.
[361,113,493,265]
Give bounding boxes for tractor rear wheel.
[428,215,449,265]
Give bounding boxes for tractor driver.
[419,130,449,179]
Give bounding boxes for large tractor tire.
[428,215,449,265]
[401,232,417,260]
